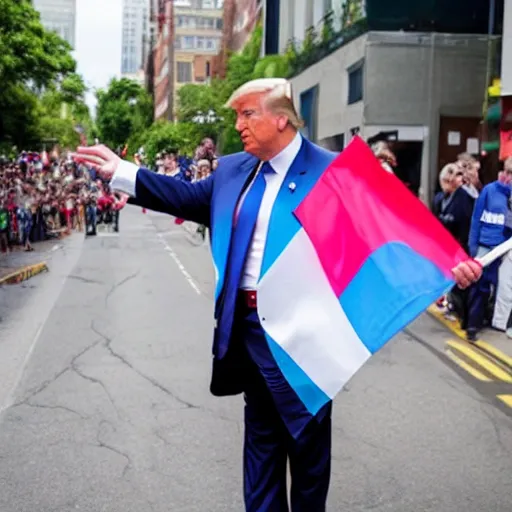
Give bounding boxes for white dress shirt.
[239,132,302,289]
[110,132,303,290]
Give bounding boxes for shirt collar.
[268,132,302,175]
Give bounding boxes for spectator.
[433,163,474,324]
[466,164,512,341]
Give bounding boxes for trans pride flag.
[257,136,467,416]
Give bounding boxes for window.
[203,17,215,28]
[300,86,319,142]
[347,61,364,105]
[181,36,194,49]
[197,36,205,49]
[177,62,192,83]
[206,38,217,50]
[202,0,214,7]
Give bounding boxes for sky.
[74,0,123,114]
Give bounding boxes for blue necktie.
[216,162,274,358]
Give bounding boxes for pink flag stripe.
[294,136,467,297]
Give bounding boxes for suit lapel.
[211,155,259,302]
[260,139,327,280]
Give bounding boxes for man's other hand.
[452,259,482,289]
[71,145,121,182]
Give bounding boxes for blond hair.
[439,163,457,183]
[225,78,304,129]
[197,159,211,169]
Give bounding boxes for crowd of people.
[0,150,128,252]
[4,137,512,342]
[432,152,512,340]
[148,137,218,181]
[0,138,219,253]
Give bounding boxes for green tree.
[96,78,154,149]
[175,24,267,155]
[36,74,93,150]
[0,0,75,86]
[252,54,291,79]
[0,0,79,147]
[136,121,212,163]
[341,0,364,29]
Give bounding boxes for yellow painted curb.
[447,339,512,383]
[0,262,49,286]
[427,304,467,340]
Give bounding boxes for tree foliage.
[0,0,90,150]
[95,78,154,150]
[131,22,293,162]
[0,0,75,87]
[175,23,291,155]
[37,73,92,150]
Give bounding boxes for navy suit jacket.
[126,138,339,423]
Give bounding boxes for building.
[270,0,502,205]
[121,0,150,76]
[153,0,173,120]
[33,0,77,47]
[212,0,262,78]
[153,0,224,121]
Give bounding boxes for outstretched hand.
[71,145,121,182]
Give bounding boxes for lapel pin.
[289,182,296,192]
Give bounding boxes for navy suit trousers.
[235,302,332,511]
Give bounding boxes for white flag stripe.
[257,228,371,399]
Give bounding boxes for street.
[0,206,512,512]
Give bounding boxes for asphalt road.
[0,205,512,512]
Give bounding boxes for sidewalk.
[428,304,512,409]
[0,237,63,285]
[427,303,512,352]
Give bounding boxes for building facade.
[174,1,223,90]
[271,0,499,205]
[212,0,262,78]
[121,0,150,76]
[153,0,223,121]
[33,0,77,47]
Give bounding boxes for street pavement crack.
[20,402,86,420]
[71,363,121,419]
[69,275,102,284]
[105,270,141,307]
[18,367,70,405]
[95,420,132,478]
[92,321,200,410]
[16,324,104,406]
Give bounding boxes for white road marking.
[156,233,201,295]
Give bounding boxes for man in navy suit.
[73,78,481,511]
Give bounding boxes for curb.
[0,262,49,286]
[427,304,467,340]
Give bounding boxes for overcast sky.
[74,0,123,114]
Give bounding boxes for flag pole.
[476,238,512,267]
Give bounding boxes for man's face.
[233,93,282,159]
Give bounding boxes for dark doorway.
[390,141,423,197]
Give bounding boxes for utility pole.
[167,0,175,122]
